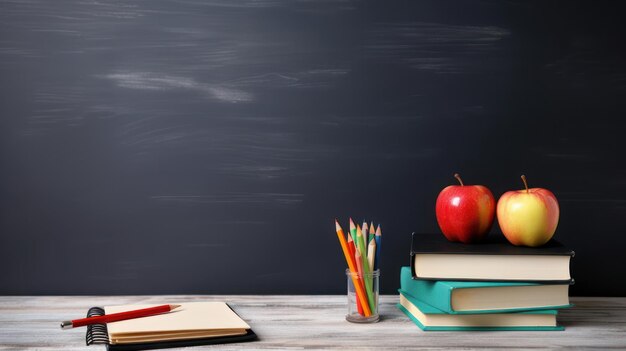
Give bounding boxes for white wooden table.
[1,296,625,350]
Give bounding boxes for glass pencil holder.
[345,269,380,323]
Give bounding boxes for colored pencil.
[361,221,369,255]
[368,222,375,244]
[347,234,356,262]
[356,226,376,311]
[349,218,357,243]
[358,244,376,313]
[348,224,370,316]
[355,225,367,266]
[368,237,376,271]
[374,225,382,271]
[355,248,364,280]
[61,304,180,329]
[335,220,372,316]
[347,234,364,315]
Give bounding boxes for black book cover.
[410,233,574,283]
[105,329,257,351]
[410,233,574,256]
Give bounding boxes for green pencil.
[349,218,357,243]
[368,221,375,244]
[361,221,369,256]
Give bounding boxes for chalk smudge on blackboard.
[102,72,253,103]
[226,69,350,89]
[120,126,198,147]
[365,22,510,74]
[151,193,304,206]
[186,243,230,248]
[175,0,282,9]
[321,114,426,127]
[214,164,292,180]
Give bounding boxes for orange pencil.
[347,235,364,316]
[335,219,372,316]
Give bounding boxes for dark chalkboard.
[1,0,625,296]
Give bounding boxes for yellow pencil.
[356,224,367,259]
[367,237,376,271]
[361,221,369,256]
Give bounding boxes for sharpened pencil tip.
[170,304,182,310]
[335,220,342,231]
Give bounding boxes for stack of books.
[398,233,574,331]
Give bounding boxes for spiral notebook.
[85,302,257,351]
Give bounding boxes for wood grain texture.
[1,296,625,350]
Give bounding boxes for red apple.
[497,175,559,247]
[436,174,496,243]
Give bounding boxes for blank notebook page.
[105,302,250,335]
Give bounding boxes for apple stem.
[521,175,529,193]
[454,173,464,186]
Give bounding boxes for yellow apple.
[497,175,560,247]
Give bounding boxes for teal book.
[398,290,564,331]
[400,267,572,314]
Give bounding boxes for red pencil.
[347,234,364,316]
[60,304,181,329]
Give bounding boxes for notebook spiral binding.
[85,307,109,346]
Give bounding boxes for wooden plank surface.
[1,296,625,350]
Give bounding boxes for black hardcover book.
[85,305,257,351]
[410,233,574,283]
